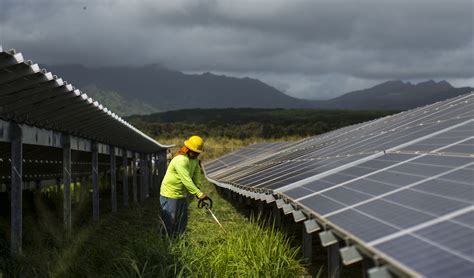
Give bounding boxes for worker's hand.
[198,194,209,201]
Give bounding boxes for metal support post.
[79,176,86,200]
[34,180,41,191]
[110,146,117,212]
[257,200,264,214]
[132,153,138,203]
[155,154,159,190]
[157,149,167,190]
[328,242,341,278]
[140,153,147,202]
[56,177,61,195]
[146,154,151,197]
[63,134,72,231]
[92,140,99,221]
[10,122,22,256]
[302,227,313,266]
[103,170,108,189]
[272,204,281,227]
[73,175,78,203]
[148,154,153,195]
[362,256,373,278]
[122,148,129,208]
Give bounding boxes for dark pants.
[160,196,189,236]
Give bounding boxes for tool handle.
[197,197,213,209]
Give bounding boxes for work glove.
[197,194,213,209]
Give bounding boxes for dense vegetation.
[127,108,397,139]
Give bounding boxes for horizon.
[35,62,470,101]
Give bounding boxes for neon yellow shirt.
[160,154,204,199]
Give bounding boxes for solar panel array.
[0,46,171,188]
[0,46,170,153]
[204,93,474,277]
[1,46,170,256]
[205,142,292,174]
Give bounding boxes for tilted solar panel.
[204,92,474,277]
[204,142,293,175]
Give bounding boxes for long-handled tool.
[198,198,226,232]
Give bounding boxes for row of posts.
[224,189,362,278]
[9,123,168,256]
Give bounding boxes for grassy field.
[0,178,308,277]
[159,136,304,162]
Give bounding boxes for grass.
[160,135,304,161]
[102,180,307,277]
[0,180,307,277]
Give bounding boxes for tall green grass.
[1,180,307,277]
[113,181,306,277]
[161,136,303,161]
[179,217,304,277]
[115,218,305,277]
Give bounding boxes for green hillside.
[82,85,159,116]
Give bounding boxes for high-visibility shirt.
[160,154,204,199]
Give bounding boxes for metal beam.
[132,152,138,203]
[92,140,99,221]
[63,134,72,231]
[302,226,313,265]
[139,153,147,202]
[10,122,22,256]
[328,243,341,278]
[123,148,129,208]
[110,145,117,212]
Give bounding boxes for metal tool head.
[197,197,213,209]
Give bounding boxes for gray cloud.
[0,0,472,99]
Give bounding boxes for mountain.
[81,85,159,116]
[46,64,309,111]
[315,80,472,110]
[46,64,472,111]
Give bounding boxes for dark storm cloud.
[0,0,472,98]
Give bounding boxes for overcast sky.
[0,0,472,99]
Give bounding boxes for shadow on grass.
[1,180,308,277]
[0,187,186,278]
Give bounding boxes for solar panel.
[204,92,474,277]
[208,94,472,192]
[204,142,292,175]
[0,47,171,153]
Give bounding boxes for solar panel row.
[205,92,474,277]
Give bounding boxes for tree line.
[126,108,398,140]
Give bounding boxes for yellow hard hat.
[184,135,204,153]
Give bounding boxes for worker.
[160,135,209,236]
